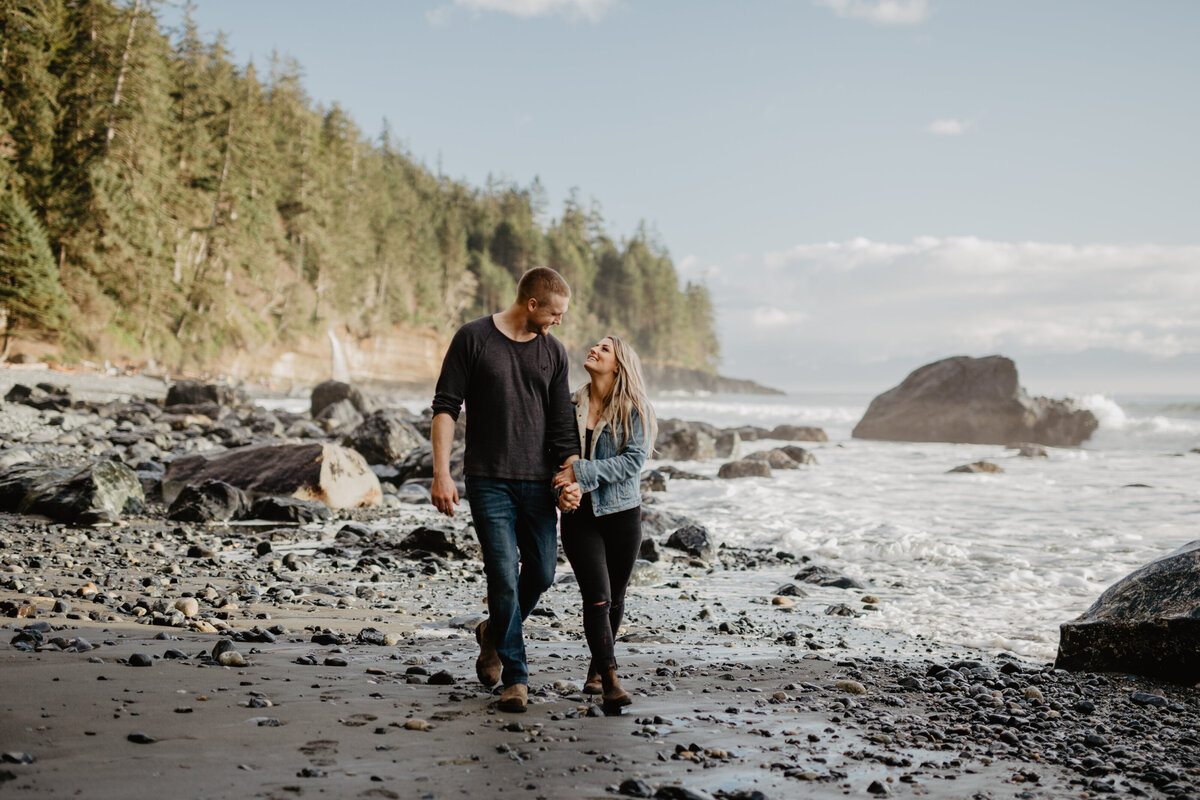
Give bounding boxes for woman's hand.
[552,460,577,489]
[558,482,582,511]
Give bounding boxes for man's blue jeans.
[465,477,558,687]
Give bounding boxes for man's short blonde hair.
[516,267,571,305]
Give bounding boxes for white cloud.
[927,117,970,135]
[815,0,929,26]
[712,237,1200,387]
[751,306,808,329]
[428,0,616,24]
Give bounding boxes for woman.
[553,335,656,711]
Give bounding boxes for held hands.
[558,482,582,512]
[551,460,577,491]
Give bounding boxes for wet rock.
[310,379,375,418]
[775,583,809,598]
[343,410,425,465]
[19,459,145,523]
[128,653,153,667]
[248,496,333,523]
[166,480,249,522]
[165,380,243,408]
[398,526,472,559]
[794,564,865,589]
[393,482,431,504]
[655,427,716,462]
[717,459,771,479]
[1056,538,1200,682]
[1008,442,1049,457]
[657,465,709,481]
[315,399,363,432]
[745,449,800,469]
[948,460,1004,474]
[162,442,381,509]
[665,525,714,560]
[618,777,655,797]
[779,445,817,465]
[714,430,741,460]
[852,355,1097,446]
[629,559,662,587]
[769,424,827,442]
[1131,692,1167,707]
[825,603,858,617]
[126,732,156,744]
[639,537,661,563]
[641,469,667,493]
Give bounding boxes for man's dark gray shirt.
[432,315,579,480]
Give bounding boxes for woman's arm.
[571,411,647,493]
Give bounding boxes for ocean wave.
[1075,394,1200,451]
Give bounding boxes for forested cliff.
[0,0,720,379]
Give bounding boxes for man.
[431,267,579,713]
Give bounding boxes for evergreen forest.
[0,0,720,375]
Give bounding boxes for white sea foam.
[647,393,1200,660]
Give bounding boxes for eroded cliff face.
[216,325,448,389]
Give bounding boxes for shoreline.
[2,369,1199,798]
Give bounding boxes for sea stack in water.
[1056,540,1200,683]
[851,355,1097,447]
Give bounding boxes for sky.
[160,0,1200,396]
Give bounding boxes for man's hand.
[431,473,459,517]
[552,459,577,490]
[558,482,582,512]
[430,412,459,517]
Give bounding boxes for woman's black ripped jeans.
[560,494,642,670]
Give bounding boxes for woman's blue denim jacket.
[569,385,647,516]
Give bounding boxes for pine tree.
[0,184,70,347]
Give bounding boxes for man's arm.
[546,342,580,467]
[430,413,459,517]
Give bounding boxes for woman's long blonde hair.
[596,335,657,453]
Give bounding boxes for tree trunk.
[105,0,142,149]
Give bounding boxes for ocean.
[644,393,1200,661]
[264,390,1200,662]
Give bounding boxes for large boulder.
[19,459,145,523]
[769,424,828,442]
[1056,540,1200,683]
[165,380,243,408]
[310,380,374,419]
[717,459,771,479]
[655,426,716,461]
[851,355,1098,447]
[162,442,381,510]
[344,410,426,465]
[167,480,250,522]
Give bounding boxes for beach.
[2,369,1199,799]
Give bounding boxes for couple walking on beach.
[430,267,657,713]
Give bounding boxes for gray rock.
[167,480,250,522]
[948,461,1004,474]
[714,430,741,460]
[794,564,864,589]
[310,380,374,418]
[665,525,714,560]
[780,445,817,465]
[165,380,244,408]
[629,559,662,587]
[640,469,667,493]
[745,448,800,469]
[248,496,332,523]
[19,459,145,523]
[315,399,364,432]
[769,424,828,442]
[1056,539,1200,682]
[717,459,771,479]
[852,355,1097,446]
[655,427,715,462]
[343,410,426,465]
